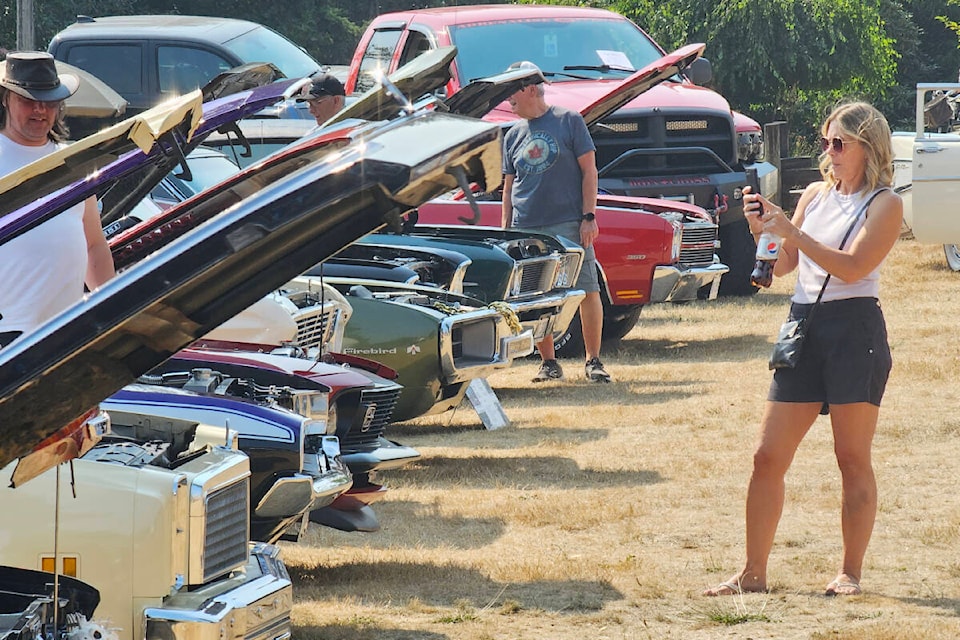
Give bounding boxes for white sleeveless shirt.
[793,186,885,303]
[0,134,87,335]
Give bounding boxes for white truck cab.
[898,83,960,269]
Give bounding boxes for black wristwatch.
[581,212,596,222]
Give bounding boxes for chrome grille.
[203,479,249,582]
[341,387,402,448]
[509,257,557,298]
[295,308,337,350]
[518,261,547,294]
[680,223,719,267]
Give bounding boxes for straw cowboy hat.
[0,51,79,102]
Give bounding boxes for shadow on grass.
[491,377,701,405]
[616,331,773,363]
[379,454,664,490]
[899,596,960,616]
[388,417,610,441]
[294,625,448,640]
[291,559,623,613]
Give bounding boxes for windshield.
[223,26,321,79]
[449,18,663,82]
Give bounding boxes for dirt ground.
[282,238,960,640]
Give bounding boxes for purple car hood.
[0,77,302,245]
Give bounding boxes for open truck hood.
[0,110,501,476]
[576,43,704,128]
[480,43,705,128]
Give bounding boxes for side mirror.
[686,58,712,86]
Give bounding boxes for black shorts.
[768,297,892,412]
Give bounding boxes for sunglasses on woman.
[820,136,855,153]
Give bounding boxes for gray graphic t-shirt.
[502,105,595,227]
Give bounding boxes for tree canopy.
[613,0,960,146]
[4,0,960,151]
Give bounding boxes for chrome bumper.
[144,542,292,640]
[650,260,729,303]
[341,437,422,475]
[508,289,586,342]
[258,437,353,519]
[440,309,535,384]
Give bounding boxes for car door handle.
[917,145,946,153]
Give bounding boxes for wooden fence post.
[764,121,788,206]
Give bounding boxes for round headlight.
[738,131,764,163]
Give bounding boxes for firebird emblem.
[406,344,420,355]
[360,403,378,432]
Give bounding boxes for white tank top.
[793,186,885,303]
[0,134,88,335]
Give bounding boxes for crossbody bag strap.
[805,187,888,324]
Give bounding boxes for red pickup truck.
[346,4,779,297]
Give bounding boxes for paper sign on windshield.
[597,50,634,70]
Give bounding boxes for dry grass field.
[282,237,960,639]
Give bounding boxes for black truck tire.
[715,217,760,297]
[553,310,585,359]
[602,303,643,341]
[553,300,641,359]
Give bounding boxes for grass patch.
[434,599,478,624]
[288,240,960,639]
[691,592,776,626]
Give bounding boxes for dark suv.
[48,14,322,117]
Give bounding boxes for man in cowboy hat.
[296,72,346,126]
[0,51,114,349]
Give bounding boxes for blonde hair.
[817,101,893,194]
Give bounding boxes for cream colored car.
[0,415,293,640]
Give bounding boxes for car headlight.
[289,390,331,426]
[553,253,581,289]
[671,221,683,262]
[509,265,523,297]
[738,131,764,163]
[327,401,338,436]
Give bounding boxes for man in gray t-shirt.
[501,61,611,383]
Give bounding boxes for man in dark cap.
[0,51,114,349]
[296,72,345,126]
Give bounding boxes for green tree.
[615,0,900,147]
[874,0,960,130]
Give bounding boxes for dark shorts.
[768,297,892,412]
[528,220,600,293]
